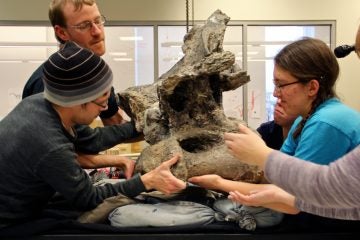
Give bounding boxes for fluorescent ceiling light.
[0,42,58,47]
[113,58,133,62]
[248,59,267,62]
[238,51,259,55]
[0,60,23,63]
[119,36,143,41]
[161,41,182,47]
[28,60,45,63]
[162,57,183,62]
[0,59,45,63]
[109,52,127,56]
[247,57,274,61]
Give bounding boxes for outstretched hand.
[141,155,186,195]
[228,188,277,207]
[224,124,272,169]
[228,185,299,214]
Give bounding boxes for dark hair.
[274,37,340,138]
[48,0,96,43]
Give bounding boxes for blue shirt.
[281,98,360,165]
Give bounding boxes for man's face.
[57,3,106,56]
[74,90,111,125]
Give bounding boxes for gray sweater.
[265,147,360,220]
[0,94,146,227]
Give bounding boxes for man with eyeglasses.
[22,0,122,126]
[22,0,138,173]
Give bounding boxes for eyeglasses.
[91,99,108,109]
[68,15,106,32]
[274,81,301,93]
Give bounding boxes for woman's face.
[272,65,314,118]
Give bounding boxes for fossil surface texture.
[117,10,263,183]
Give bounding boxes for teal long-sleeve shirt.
[281,98,360,165]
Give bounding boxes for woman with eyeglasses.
[189,37,360,228]
[222,25,360,221]
[268,37,360,165]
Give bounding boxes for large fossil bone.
[117,10,263,183]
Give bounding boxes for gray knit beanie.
[43,41,113,107]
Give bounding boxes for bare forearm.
[263,202,299,214]
[263,192,299,215]
[76,154,129,169]
[216,178,271,195]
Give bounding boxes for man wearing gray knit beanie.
[0,42,186,229]
[43,41,113,108]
